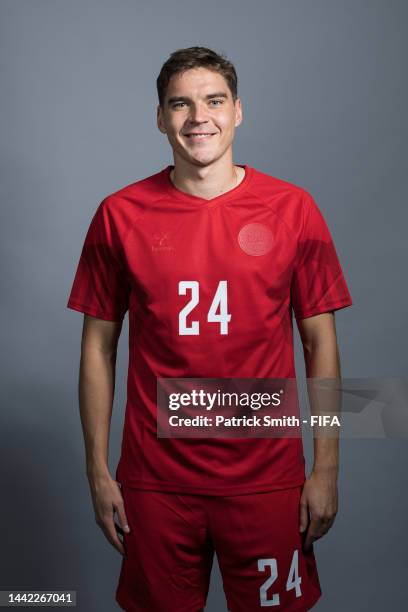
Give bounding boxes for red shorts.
[115,485,322,611]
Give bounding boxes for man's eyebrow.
[167,92,229,105]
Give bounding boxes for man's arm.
[296,311,341,551]
[78,314,130,556]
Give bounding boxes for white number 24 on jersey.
[258,550,302,606]
[178,280,231,335]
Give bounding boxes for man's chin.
[188,149,227,165]
[185,154,217,167]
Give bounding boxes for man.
[67,46,352,611]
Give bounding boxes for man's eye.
[172,99,223,109]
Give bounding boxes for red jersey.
[67,164,352,495]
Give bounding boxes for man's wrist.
[86,461,110,480]
[312,463,339,476]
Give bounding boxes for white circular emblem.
[238,223,273,256]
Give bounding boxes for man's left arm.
[297,311,342,551]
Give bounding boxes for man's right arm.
[78,314,130,556]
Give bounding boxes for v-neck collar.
[162,164,253,208]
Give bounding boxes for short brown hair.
[156,46,238,108]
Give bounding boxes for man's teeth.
[187,133,214,138]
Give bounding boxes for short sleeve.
[66,199,131,322]
[290,193,352,320]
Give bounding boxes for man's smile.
[183,132,217,140]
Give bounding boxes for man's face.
[157,67,242,167]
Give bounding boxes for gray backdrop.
[1,0,407,610]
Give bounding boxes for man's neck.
[169,164,245,200]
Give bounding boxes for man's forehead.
[167,68,228,94]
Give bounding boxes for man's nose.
[188,103,209,123]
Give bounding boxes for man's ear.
[157,105,166,134]
[235,97,243,127]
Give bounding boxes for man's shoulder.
[98,167,168,220]
[250,165,311,201]
[104,167,166,204]
[249,166,315,229]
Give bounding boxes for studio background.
[1,0,407,610]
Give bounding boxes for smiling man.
[159,65,244,199]
[67,46,352,611]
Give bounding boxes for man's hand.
[299,468,338,552]
[88,471,130,557]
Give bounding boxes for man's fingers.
[304,526,318,551]
[115,499,130,534]
[303,516,333,551]
[303,520,321,551]
[114,522,124,536]
[98,515,126,556]
[91,480,130,557]
[299,499,309,533]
